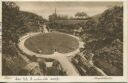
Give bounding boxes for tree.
[49,13,57,22]
[75,12,88,19]
[97,6,123,41]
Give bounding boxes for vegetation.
[81,6,123,76]
[24,32,79,54]
[2,2,46,75]
[48,6,123,76]
[2,1,123,76]
[75,12,88,19]
[2,2,46,54]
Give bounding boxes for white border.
[0,0,128,82]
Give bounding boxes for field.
[24,32,79,55]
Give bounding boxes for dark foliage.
[84,6,123,76]
[2,2,46,75]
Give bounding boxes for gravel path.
[18,32,82,76]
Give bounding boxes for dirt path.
[52,52,80,76]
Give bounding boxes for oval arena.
[18,31,84,76]
[24,32,79,55]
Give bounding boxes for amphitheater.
[18,28,84,76]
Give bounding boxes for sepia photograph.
[1,0,124,77]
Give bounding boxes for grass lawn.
[24,32,79,55]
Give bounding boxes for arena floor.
[24,32,79,55]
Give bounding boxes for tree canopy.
[75,12,88,19]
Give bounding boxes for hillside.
[2,2,46,75]
[83,6,123,76]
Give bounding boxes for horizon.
[15,1,122,19]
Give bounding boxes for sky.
[15,1,123,19]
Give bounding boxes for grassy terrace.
[24,32,79,55]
